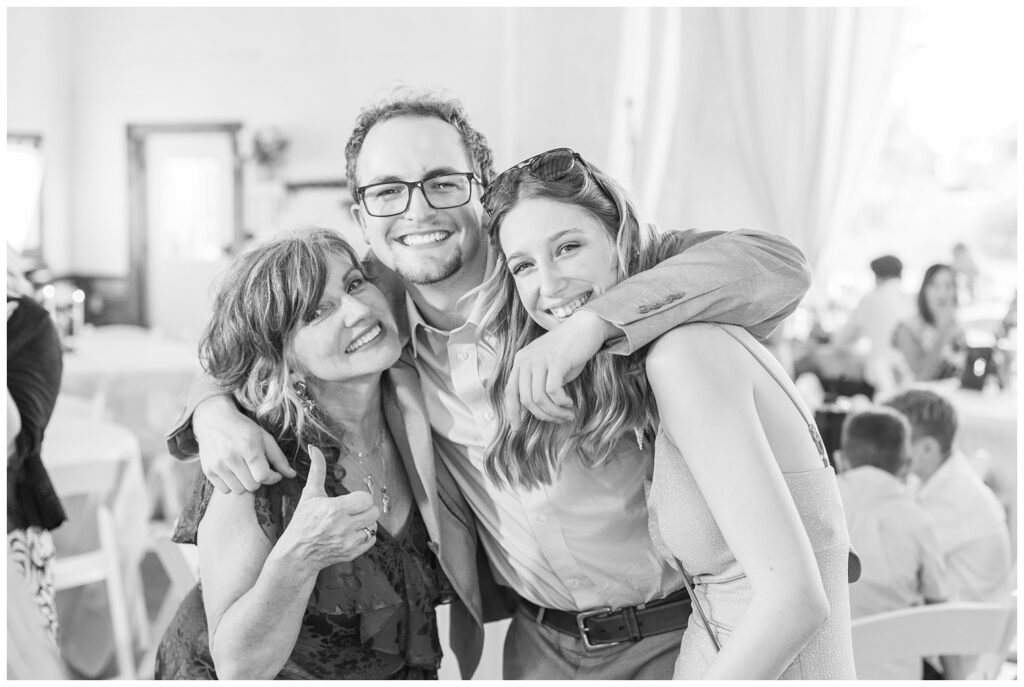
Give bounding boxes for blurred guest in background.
[836,407,947,618]
[997,290,1016,340]
[883,389,1012,604]
[836,407,951,680]
[951,242,979,304]
[7,251,68,664]
[892,264,966,381]
[832,254,912,397]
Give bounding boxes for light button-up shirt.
[407,291,684,612]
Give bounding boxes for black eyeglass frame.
[481,147,613,216]
[356,171,482,218]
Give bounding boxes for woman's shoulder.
[647,322,743,358]
[645,323,750,379]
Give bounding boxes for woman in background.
[477,148,855,679]
[7,244,68,676]
[893,263,966,381]
[155,228,450,679]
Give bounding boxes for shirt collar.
[842,465,909,497]
[916,451,969,501]
[405,245,499,359]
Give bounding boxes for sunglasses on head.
[481,147,612,216]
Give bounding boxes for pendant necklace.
[345,428,390,514]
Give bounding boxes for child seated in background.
[883,389,1012,604]
[836,407,950,680]
[837,407,949,618]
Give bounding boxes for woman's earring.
[294,379,316,412]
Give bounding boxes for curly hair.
[476,154,671,489]
[344,87,497,202]
[199,227,368,449]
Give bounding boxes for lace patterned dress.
[646,325,856,679]
[154,440,451,680]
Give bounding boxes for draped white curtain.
[715,7,909,272]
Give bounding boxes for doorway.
[126,123,242,342]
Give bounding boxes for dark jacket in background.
[7,295,66,532]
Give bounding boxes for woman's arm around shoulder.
[645,324,830,679]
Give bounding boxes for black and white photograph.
[6,5,1017,680]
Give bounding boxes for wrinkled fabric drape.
[715,7,909,272]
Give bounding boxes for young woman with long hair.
[477,148,856,679]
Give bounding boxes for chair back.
[852,599,1017,679]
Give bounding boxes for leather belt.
[519,587,692,650]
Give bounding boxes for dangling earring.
[294,379,316,412]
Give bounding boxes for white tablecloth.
[61,327,202,460]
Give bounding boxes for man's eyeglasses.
[356,172,481,218]
[481,147,611,216]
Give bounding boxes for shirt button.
[568,579,580,588]
[536,516,547,525]
[456,352,469,361]
[483,411,494,420]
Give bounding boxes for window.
[6,134,44,256]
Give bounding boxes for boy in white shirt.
[883,389,1012,603]
[837,406,950,680]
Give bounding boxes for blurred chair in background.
[852,597,1017,680]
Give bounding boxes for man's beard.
[394,247,464,286]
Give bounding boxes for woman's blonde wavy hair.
[199,227,370,451]
[477,156,677,489]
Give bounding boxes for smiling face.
[498,198,620,331]
[924,267,957,314]
[350,116,487,286]
[288,252,401,388]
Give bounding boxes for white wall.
[8,7,763,277]
[7,8,74,272]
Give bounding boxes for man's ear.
[920,435,943,458]
[350,202,369,245]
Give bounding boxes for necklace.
[342,427,390,514]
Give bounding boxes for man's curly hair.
[344,88,496,202]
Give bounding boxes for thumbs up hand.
[279,445,380,572]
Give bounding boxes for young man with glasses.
[169,91,812,679]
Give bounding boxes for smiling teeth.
[549,295,591,319]
[345,324,382,353]
[400,231,450,246]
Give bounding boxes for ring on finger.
[361,526,375,544]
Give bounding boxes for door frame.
[126,122,243,325]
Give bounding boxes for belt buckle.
[576,607,619,651]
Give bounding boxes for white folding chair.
[852,597,1017,680]
[49,456,139,679]
[135,519,200,679]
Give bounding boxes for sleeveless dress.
[646,325,856,679]
[154,440,452,680]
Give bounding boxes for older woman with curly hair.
[155,228,453,679]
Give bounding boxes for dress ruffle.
[167,439,448,678]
